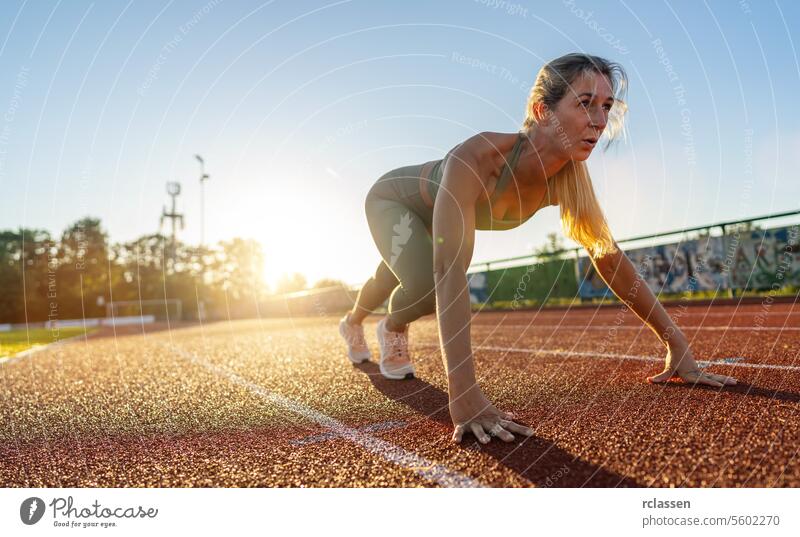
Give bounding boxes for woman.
[338,53,738,445]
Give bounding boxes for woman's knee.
[390,288,436,323]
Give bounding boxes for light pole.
[195,155,210,322]
[159,181,184,262]
[195,154,210,247]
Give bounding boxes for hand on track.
[449,385,534,444]
[648,342,738,387]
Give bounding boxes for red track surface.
[1,301,799,487]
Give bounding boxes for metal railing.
[468,208,800,272]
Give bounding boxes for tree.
[0,228,52,323]
[213,238,266,300]
[534,232,566,257]
[57,217,109,318]
[0,216,317,322]
[275,273,307,294]
[312,278,348,289]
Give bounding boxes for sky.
[0,0,798,291]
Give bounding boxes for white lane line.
[169,345,484,488]
[487,324,799,332]
[417,344,800,372]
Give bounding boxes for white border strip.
[169,345,484,488]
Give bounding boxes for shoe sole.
[378,362,415,380]
[348,351,370,364]
[376,318,415,380]
[338,321,371,364]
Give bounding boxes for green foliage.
[533,232,565,256]
[312,278,348,289]
[276,273,307,294]
[0,218,269,323]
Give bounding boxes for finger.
[481,418,514,442]
[705,372,727,383]
[452,424,465,443]
[499,419,534,437]
[470,422,490,444]
[710,373,737,385]
[679,370,702,385]
[647,368,676,384]
[485,422,515,442]
[683,371,704,385]
[501,410,516,420]
[696,373,723,388]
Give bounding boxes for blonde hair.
[522,53,629,258]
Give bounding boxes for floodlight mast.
[160,181,184,259]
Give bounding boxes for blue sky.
[0,0,798,289]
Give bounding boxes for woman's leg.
[347,260,398,325]
[364,192,437,331]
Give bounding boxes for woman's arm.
[590,243,680,346]
[432,150,479,398]
[433,137,534,443]
[590,243,737,387]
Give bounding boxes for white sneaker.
[338,314,371,364]
[376,317,415,380]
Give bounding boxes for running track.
[1,302,799,487]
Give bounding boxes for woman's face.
[540,70,614,161]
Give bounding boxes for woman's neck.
[518,127,571,183]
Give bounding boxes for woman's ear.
[533,101,550,125]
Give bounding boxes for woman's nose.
[591,109,607,130]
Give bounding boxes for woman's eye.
[581,101,613,111]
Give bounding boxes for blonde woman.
[339,52,738,445]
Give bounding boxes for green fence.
[482,257,578,305]
[468,209,800,305]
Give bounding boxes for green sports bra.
[424,131,556,231]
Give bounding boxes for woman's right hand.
[449,384,534,444]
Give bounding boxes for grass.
[0,327,91,357]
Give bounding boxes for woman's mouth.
[581,138,597,149]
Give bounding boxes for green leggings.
[356,164,437,326]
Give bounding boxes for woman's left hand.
[647,340,738,387]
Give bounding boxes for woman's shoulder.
[460,131,520,158]
[444,131,521,171]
